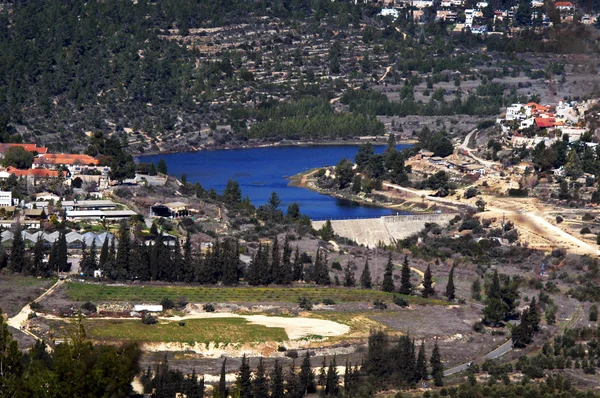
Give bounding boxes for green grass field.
[67,283,447,305]
[53,318,288,344]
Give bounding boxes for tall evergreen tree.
[285,361,300,398]
[116,221,131,279]
[416,341,428,381]
[292,246,303,281]
[183,233,194,282]
[361,258,372,289]
[33,236,46,276]
[299,351,316,394]
[430,340,443,386]
[382,253,395,293]
[237,354,252,398]
[218,358,228,398]
[253,357,269,398]
[271,359,284,398]
[343,263,356,287]
[325,356,339,396]
[222,239,240,285]
[317,357,327,392]
[280,235,293,285]
[399,254,412,295]
[445,266,455,301]
[271,236,281,284]
[422,264,435,298]
[246,246,262,286]
[99,237,109,269]
[8,224,25,273]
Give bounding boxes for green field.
[52,318,288,344]
[67,283,446,305]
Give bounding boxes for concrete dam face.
[312,214,457,248]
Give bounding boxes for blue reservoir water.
[138,144,410,220]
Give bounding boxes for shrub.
[285,350,299,359]
[81,302,97,313]
[507,188,528,197]
[583,213,595,221]
[30,302,43,312]
[322,298,335,305]
[464,187,479,199]
[556,216,563,224]
[28,312,37,320]
[203,303,215,312]
[178,321,186,327]
[473,322,485,333]
[177,296,189,308]
[142,313,158,325]
[393,296,409,307]
[298,297,313,311]
[373,299,387,310]
[160,297,175,310]
[277,345,287,352]
[331,261,342,271]
[580,227,592,235]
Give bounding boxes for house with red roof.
[33,154,99,168]
[555,1,574,11]
[535,117,557,128]
[0,143,47,157]
[2,167,60,186]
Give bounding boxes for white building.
[0,191,12,207]
[379,8,399,19]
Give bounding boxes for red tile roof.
[555,1,573,6]
[34,154,99,166]
[535,117,556,128]
[6,167,60,178]
[0,143,47,155]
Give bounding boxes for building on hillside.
[0,191,11,207]
[65,209,137,221]
[35,192,60,202]
[61,200,117,211]
[33,154,99,169]
[555,1,574,11]
[0,144,47,157]
[150,202,189,218]
[2,167,60,186]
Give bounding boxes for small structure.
[61,200,117,211]
[134,305,163,312]
[151,202,189,218]
[0,191,11,207]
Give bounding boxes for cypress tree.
[344,359,351,396]
[99,237,109,269]
[218,358,227,398]
[361,258,372,289]
[422,265,435,298]
[253,358,269,398]
[430,340,443,386]
[270,359,284,398]
[222,239,240,285]
[281,235,293,285]
[183,233,194,282]
[9,224,25,273]
[116,221,131,280]
[343,263,355,287]
[246,246,261,286]
[382,253,395,293]
[271,237,281,284]
[292,246,303,281]
[399,254,412,295]
[285,361,300,398]
[33,236,46,276]
[56,231,68,272]
[237,354,252,398]
[325,355,339,396]
[364,330,389,377]
[317,357,327,391]
[416,341,428,381]
[445,266,455,301]
[299,351,316,394]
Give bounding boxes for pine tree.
[285,361,300,398]
[183,233,194,282]
[317,357,327,392]
[222,239,240,285]
[343,263,355,287]
[8,224,25,273]
[246,246,262,286]
[218,358,228,398]
[271,359,284,398]
[416,341,428,381]
[299,351,316,394]
[422,264,435,298]
[360,259,372,289]
[253,357,269,398]
[445,266,455,301]
[99,237,109,269]
[116,221,131,280]
[292,246,303,281]
[280,235,293,285]
[237,354,252,398]
[382,253,395,293]
[325,355,339,396]
[344,359,351,396]
[399,254,412,295]
[271,236,281,284]
[33,236,46,276]
[430,340,443,386]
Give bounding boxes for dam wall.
[312,214,457,248]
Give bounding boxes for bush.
[556,216,563,224]
[507,188,528,197]
[160,297,175,310]
[331,261,342,271]
[81,302,97,313]
[203,303,215,312]
[473,322,485,333]
[285,350,299,359]
[393,295,409,307]
[277,345,287,352]
[583,213,595,221]
[30,302,43,312]
[178,321,186,327]
[580,227,592,235]
[298,297,313,311]
[177,296,189,308]
[464,187,479,199]
[142,313,158,325]
[28,312,37,320]
[322,298,335,305]
[373,299,387,310]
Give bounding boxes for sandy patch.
[163,312,350,340]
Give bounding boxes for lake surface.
[138,144,411,220]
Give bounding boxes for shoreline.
[288,169,449,215]
[135,138,418,157]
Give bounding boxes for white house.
[0,191,11,207]
[379,8,399,19]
